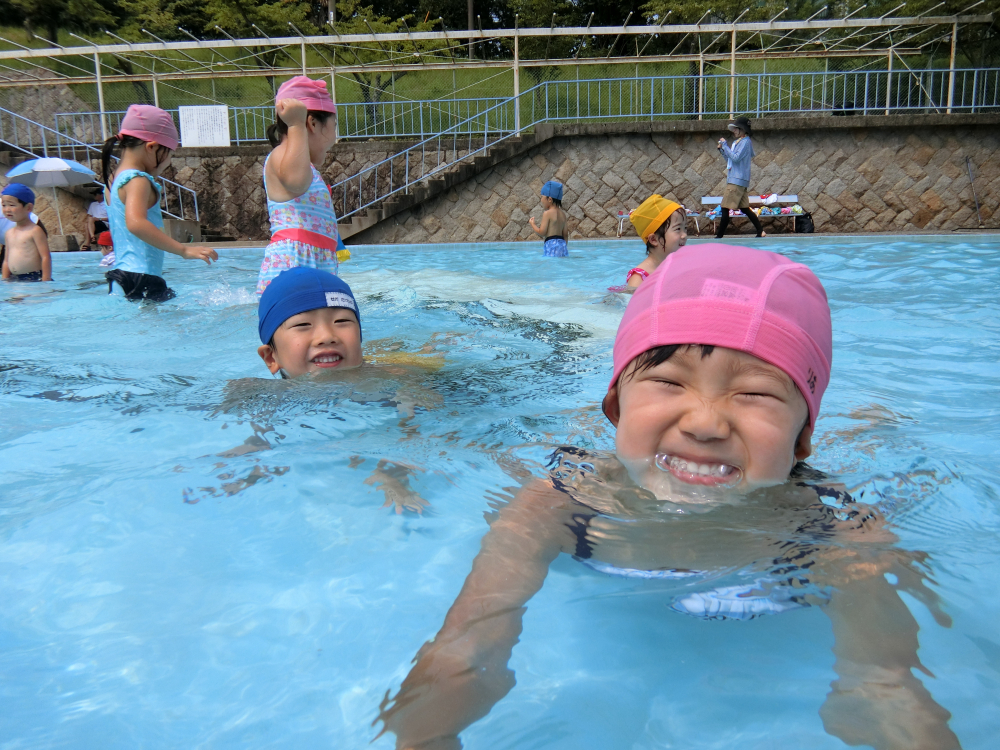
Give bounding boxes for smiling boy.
[257,267,362,378]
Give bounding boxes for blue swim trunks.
[543,237,568,257]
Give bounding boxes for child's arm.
[122,178,218,264]
[377,479,574,749]
[528,208,550,237]
[819,566,961,750]
[719,137,748,164]
[270,99,313,199]
[34,227,51,281]
[1,235,8,279]
[363,459,430,515]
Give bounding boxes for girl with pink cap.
[376,244,960,750]
[101,104,217,301]
[257,76,344,295]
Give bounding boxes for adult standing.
[714,116,765,239]
[81,186,109,251]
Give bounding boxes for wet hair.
[548,197,562,207]
[266,110,335,148]
[36,218,48,236]
[101,134,170,189]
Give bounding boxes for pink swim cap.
[275,76,337,114]
[118,104,179,151]
[607,243,832,427]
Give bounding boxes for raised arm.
[376,479,574,749]
[819,553,960,750]
[719,137,749,163]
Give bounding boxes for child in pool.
[96,230,115,268]
[257,267,362,378]
[101,105,218,301]
[377,245,960,750]
[1,184,50,282]
[257,76,344,295]
[621,194,687,290]
[528,180,568,257]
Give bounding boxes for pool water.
[1,237,998,749]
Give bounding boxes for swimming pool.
[1,236,998,748]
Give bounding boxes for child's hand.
[529,216,540,231]
[180,245,219,265]
[276,98,308,127]
[718,138,726,148]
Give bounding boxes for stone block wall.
[351,115,998,244]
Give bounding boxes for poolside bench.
[701,194,801,234]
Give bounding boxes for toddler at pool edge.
[377,244,960,750]
[102,105,218,301]
[617,194,687,291]
[257,76,344,295]
[1,184,50,282]
[528,180,568,257]
[257,267,362,378]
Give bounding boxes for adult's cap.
[2,183,35,205]
[118,104,179,151]
[258,267,360,344]
[605,244,832,427]
[276,76,338,114]
[540,180,563,201]
[630,195,682,243]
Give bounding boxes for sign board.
[178,106,231,148]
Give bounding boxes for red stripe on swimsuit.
[626,267,650,283]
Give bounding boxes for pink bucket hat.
[118,104,179,151]
[606,243,832,427]
[275,76,337,114]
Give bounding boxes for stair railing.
[0,106,199,223]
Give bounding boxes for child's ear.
[602,386,621,427]
[794,423,813,461]
[257,344,282,375]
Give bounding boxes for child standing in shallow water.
[529,180,568,257]
[1,184,50,282]
[622,194,687,290]
[102,105,218,301]
[257,76,343,295]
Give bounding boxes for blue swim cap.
[258,267,360,344]
[541,180,563,201]
[2,183,35,205]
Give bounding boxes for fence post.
[885,48,893,115]
[947,22,958,113]
[330,70,339,143]
[513,20,520,134]
[152,75,159,108]
[94,51,108,141]
[698,54,704,120]
[301,41,307,75]
[729,26,736,118]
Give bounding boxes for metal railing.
[1,107,199,222]
[328,68,998,221]
[55,97,513,146]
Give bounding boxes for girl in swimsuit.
[257,76,344,295]
[623,194,687,290]
[377,244,960,750]
[529,180,568,257]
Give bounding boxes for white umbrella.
[6,157,98,235]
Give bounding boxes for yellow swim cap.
[630,195,683,242]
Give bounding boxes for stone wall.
[352,115,999,244]
[165,140,415,240]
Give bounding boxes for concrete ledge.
[163,219,202,243]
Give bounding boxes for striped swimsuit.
[257,156,343,295]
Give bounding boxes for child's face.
[308,114,338,157]
[607,345,812,494]
[140,141,173,177]
[257,306,363,378]
[1,196,30,222]
[662,210,688,254]
[540,195,553,210]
